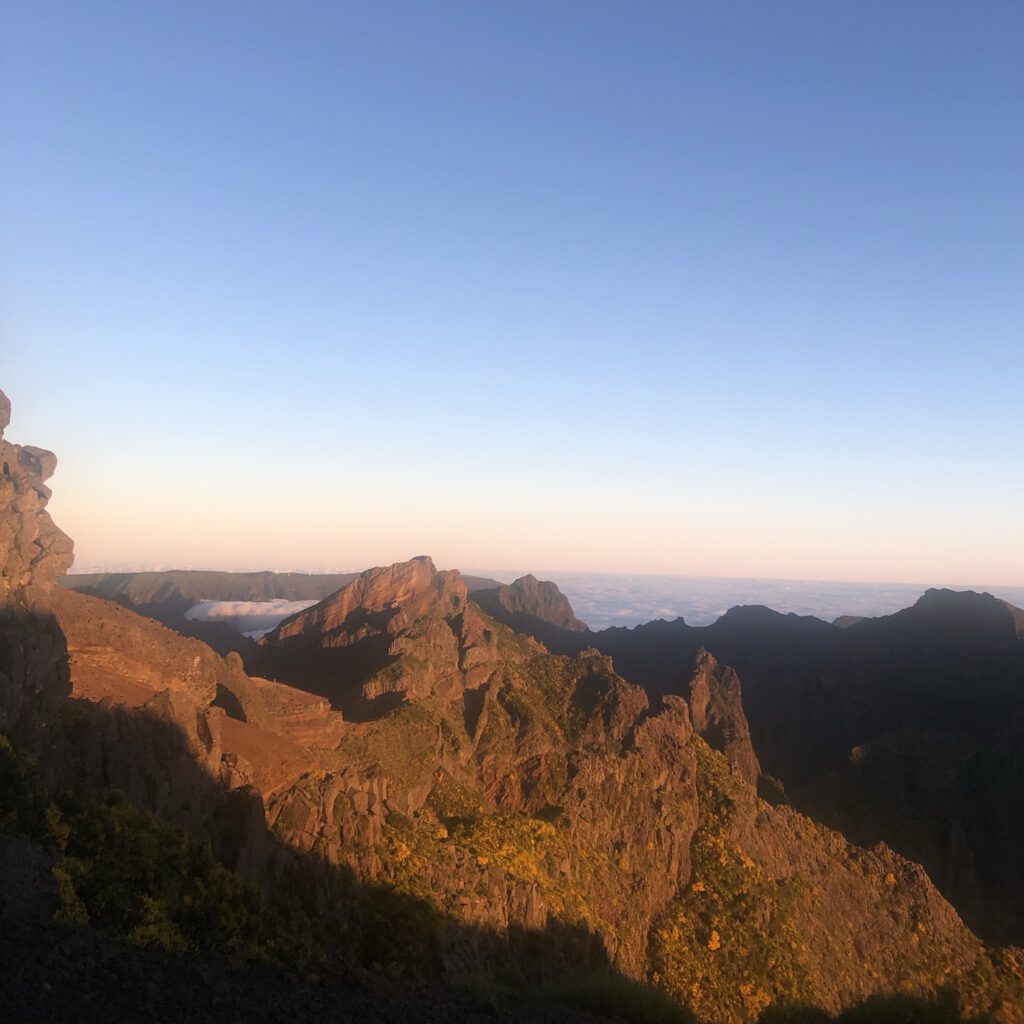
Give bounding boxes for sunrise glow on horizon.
[3,2,1021,589]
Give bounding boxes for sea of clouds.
[477,571,1024,631]
[183,576,1024,637]
[184,599,318,639]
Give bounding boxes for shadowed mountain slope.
[473,574,589,634]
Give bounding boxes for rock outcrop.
[270,555,467,640]
[0,390,74,604]
[681,647,760,786]
[0,390,74,742]
[473,574,588,633]
[257,556,477,716]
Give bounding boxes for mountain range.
[2,388,1022,1023]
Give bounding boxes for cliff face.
[257,556,478,717]
[0,391,75,605]
[0,390,74,741]
[682,648,761,787]
[473,575,588,634]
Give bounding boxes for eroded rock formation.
[0,389,74,741]
[473,574,588,633]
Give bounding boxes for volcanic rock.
[473,574,588,633]
[0,389,74,603]
[258,556,475,716]
[680,647,761,785]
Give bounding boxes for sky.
[2,1,1022,585]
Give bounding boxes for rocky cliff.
[0,389,74,742]
[473,574,588,634]
[682,648,761,787]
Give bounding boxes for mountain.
[59,567,503,608]
[253,554,1010,1017]
[57,567,504,658]
[59,569,363,604]
[2,388,1023,1023]
[473,574,589,634]
[509,587,1024,946]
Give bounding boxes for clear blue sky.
[2,1,1022,583]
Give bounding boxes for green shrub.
[0,733,62,845]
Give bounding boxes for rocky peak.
[267,555,467,643]
[898,587,1024,643]
[679,647,760,785]
[473,573,588,634]
[257,556,476,718]
[0,389,75,604]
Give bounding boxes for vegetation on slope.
[650,737,810,1022]
[0,733,446,973]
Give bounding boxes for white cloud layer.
[536,575,1024,630]
[185,600,318,637]
[184,580,1024,636]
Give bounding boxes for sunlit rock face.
[257,555,475,714]
[0,389,74,604]
[473,573,589,633]
[269,555,467,642]
[682,647,761,787]
[0,389,74,739]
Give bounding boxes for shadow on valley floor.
[0,609,1008,1024]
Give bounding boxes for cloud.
[185,600,318,635]
[542,574,1024,630]
[184,580,1024,636]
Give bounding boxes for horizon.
[61,556,1024,632]
[64,556,1022,595]
[4,1,1023,586]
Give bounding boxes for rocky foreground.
[2,388,1023,1023]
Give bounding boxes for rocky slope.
[57,567,503,659]
[507,587,1024,947]
[2,388,1023,1022]
[252,554,1020,1017]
